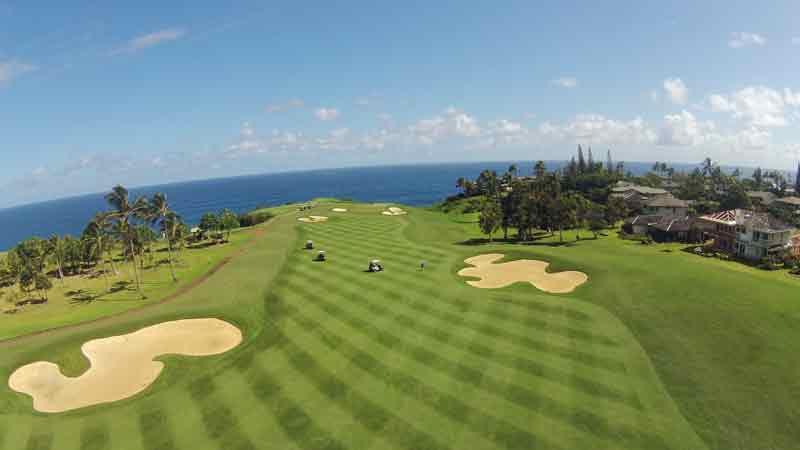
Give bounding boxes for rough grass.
[0,228,254,341]
[0,200,796,450]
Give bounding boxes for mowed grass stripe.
[303,234,445,268]
[25,429,53,450]
[106,413,145,450]
[298,237,595,324]
[290,261,625,373]
[237,358,348,450]
[281,282,663,449]
[281,299,570,450]
[79,421,110,450]
[310,227,449,260]
[278,316,508,450]
[285,268,640,411]
[186,375,257,450]
[268,323,455,450]
[279,271,500,450]
[138,406,177,450]
[304,225,448,261]
[309,224,446,258]
[271,274,487,449]
[292,259,618,351]
[218,363,340,450]
[276,318,510,450]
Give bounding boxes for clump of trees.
[196,209,240,244]
[461,147,628,243]
[1,184,275,313]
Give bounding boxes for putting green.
[0,201,797,450]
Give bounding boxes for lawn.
[0,228,255,341]
[0,200,797,450]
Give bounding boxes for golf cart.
[315,251,326,262]
[305,240,314,250]
[368,259,383,272]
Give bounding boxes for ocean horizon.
[0,160,724,251]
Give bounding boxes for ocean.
[0,161,680,251]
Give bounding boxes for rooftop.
[652,216,694,233]
[647,196,689,208]
[746,191,777,204]
[699,209,792,232]
[611,185,669,195]
[775,196,800,206]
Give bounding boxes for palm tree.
[701,158,714,177]
[149,193,179,282]
[48,235,67,284]
[84,214,113,292]
[507,164,518,178]
[104,185,150,299]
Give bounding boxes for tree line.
[459,148,629,243]
[0,185,256,307]
[457,151,799,242]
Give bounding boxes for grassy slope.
[408,208,800,450]
[0,200,796,450]
[0,228,254,341]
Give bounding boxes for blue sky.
[1,0,799,207]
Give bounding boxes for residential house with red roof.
[697,209,795,260]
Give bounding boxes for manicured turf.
[0,201,797,450]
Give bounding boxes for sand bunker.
[382,207,407,216]
[458,254,588,293]
[331,208,348,212]
[298,215,328,223]
[8,318,242,413]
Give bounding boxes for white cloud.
[360,129,399,151]
[538,114,656,145]
[409,107,481,145]
[728,32,766,48]
[314,107,340,121]
[112,28,186,54]
[732,126,771,150]
[658,110,717,146]
[649,90,659,102]
[551,77,577,88]
[0,60,37,85]
[709,86,791,127]
[330,128,350,138]
[784,88,800,107]
[663,78,689,105]
[265,98,304,113]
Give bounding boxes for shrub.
[239,210,274,227]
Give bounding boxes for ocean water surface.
[0,161,669,250]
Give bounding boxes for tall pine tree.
[587,147,595,173]
[606,150,614,173]
[795,162,800,194]
[577,145,586,174]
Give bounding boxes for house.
[697,209,795,260]
[611,184,671,211]
[644,196,690,217]
[649,216,701,243]
[622,215,662,235]
[774,196,800,215]
[746,191,777,210]
[791,234,800,258]
[661,179,681,192]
